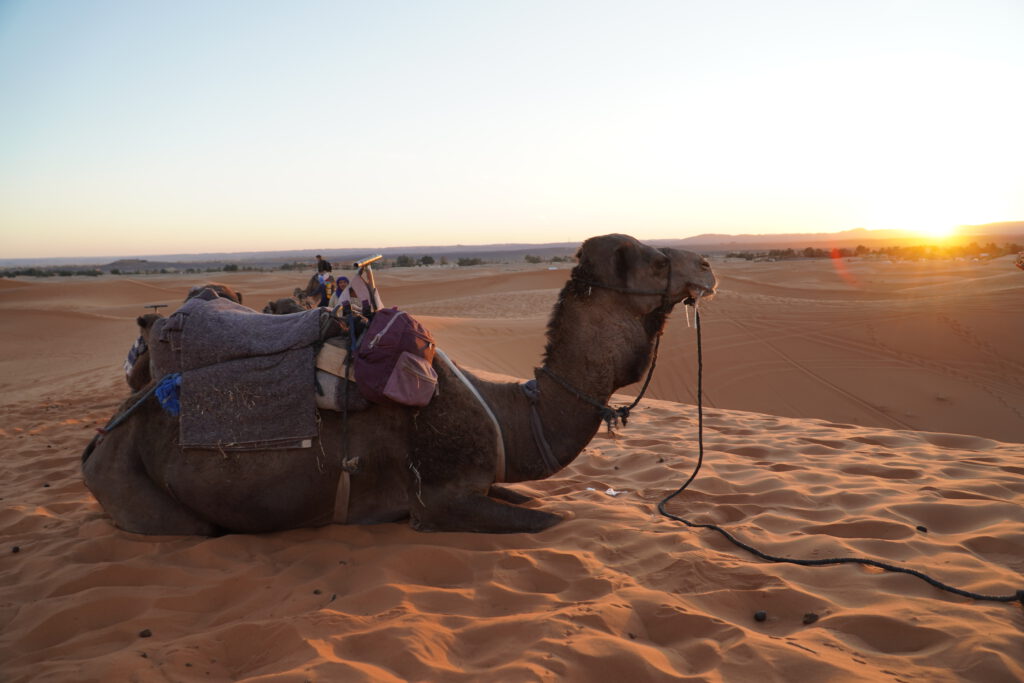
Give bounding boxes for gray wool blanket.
[150,296,325,450]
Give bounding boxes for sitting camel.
[122,283,244,391]
[85,235,716,535]
[263,297,308,314]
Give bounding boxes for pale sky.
[1,0,1022,258]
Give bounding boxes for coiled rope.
[658,306,1024,605]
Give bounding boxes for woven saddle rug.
[150,296,326,450]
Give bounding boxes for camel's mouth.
[684,284,716,304]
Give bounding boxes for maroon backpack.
[354,308,438,407]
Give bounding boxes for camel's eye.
[700,260,711,271]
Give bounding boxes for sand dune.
[1,257,1022,681]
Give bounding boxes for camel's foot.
[487,484,533,505]
[410,491,561,534]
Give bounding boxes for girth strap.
[521,380,562,476]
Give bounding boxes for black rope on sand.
[658,307,1024,606]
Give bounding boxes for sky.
[1,0,1022,259]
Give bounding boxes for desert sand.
[1,255,1022,682]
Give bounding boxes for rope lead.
[659,307,1024,606]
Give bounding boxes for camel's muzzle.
[686,284,715,304]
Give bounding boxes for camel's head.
[135,313,163,342]
[572,234,717,309]
[263,298,305,315]
[185,283,243,305]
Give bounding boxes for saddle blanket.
[150,297,325,450]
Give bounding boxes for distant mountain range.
[662,221,1024,252]
[3,221,1021,270]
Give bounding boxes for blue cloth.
[155,373,182,416]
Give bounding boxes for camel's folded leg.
[410,490,560,534]
[487,484,534,505]
[82,434,220,536]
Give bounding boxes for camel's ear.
[136,315,146,328]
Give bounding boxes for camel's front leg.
[408,397,553,532]
[409,488,561,534]
[488,484,534,504]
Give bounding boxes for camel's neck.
[499,292,666,482]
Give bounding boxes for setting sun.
[861,188,993,243]
[862,203,963,241]
[911,224,959,241]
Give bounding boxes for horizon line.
[4,221,1022,265]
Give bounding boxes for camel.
[83,235,716,535]
[123,284,245,391]
[263,297,308,314]
[301,272,335,307]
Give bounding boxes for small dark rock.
[313,589,322,595]
[628,632,637,640]
[139,629,152,638]
[802,612,819,625]
[42,483,50,488]
[916,525,928,533]
[141,653,148,659]
[12,546,20,554]
[754,611,767,622]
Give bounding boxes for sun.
[910,223,959,241]
[862,198,967,242]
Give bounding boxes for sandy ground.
[1,255,1022,681]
